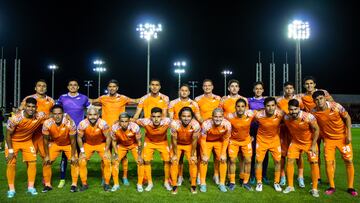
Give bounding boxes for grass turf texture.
[0,128,359,202]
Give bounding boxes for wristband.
[80,147,85,153]
[8,149,14,153]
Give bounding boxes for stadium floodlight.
[48,64,58,98]
[93,60,106,97]
[222,70,232,96]
[288,20,310,93]
[136,23,162,93]
[174,60,187,90]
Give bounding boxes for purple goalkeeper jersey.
[248,97,265,129]
[57,93,90,125]
[248,97,265,110]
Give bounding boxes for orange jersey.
[201,119,231,142]
[312,101,348,140]
[111,121,140,146]
[219,95,248,116]
[98,94,131,125]
[255,109,284,143]
[136,117,171,143]
[7,111,47,142]
[227,110,254,142]
[195,94,221,120]
[170,119,201,145]
[77,118,109,145]
[137,93,169,118]
[276,95,304,114]
[284,111,317,145]
[300,89,331,112]
[42,115,77,146]
[22,94,55,115]
[168,98,200,119]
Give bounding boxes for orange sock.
[255,165,262,183]
[200,162,208,185]
[170,162,179,186]
[243,173,250,184]
[274,171,280,183]
[345,161,354,189]
[326,161,335,188]
[297,156,304,177]
[164,161,170,184]
[27,161,37,188]
[230,174,236,184]
[229,160,236,183]
[219,161,227,185]
[79,159,88,185]
[189,162,197,186]
[122,158,128,179]
[43,164,52,186]
[112,160,120,185]
[286,161,295,187]
[137,164,144,185]
[7,159,16,190]
[103,159,111,184]
[71,164,79,186]
[310,162,319,189]
[214,159,219,177]
[144,164,153,184]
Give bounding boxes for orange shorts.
[117,144,139,161]
[170,144,195,163]
[228,139,252,159]
[287,142,318,162]
[143,141,170,162]
[256,138,281,162]
[5,140,37,162]
[324,138,353,161]
[280,124,291,157]
[49,143,74,161]
[33,131,46,158]
[201,141,224,161]
[84,143,108,160]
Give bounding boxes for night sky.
[0,0,359,105]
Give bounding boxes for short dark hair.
[108,79,119,87]
[288,99,299,107]
[150,78,161,85]
[178,107,194,119]
[303,76,316,84]
[283,81,294,88]
[68,78,79,85]
[235,98,247,107]
[180,84,190,90]
[119,112,131,119]
[51,104,64,112]
[202,79,213,85]
[25,97,37,105]
[151,107,162,114]
[264,97,276,106]
[312,90,325,100]
[35,79,47,86]
[228,79,240,87]
[253,81,264,88]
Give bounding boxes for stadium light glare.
[222,70,233,96]
[174,60,187,90]
[136,22,162,93]
[48,64,58,98]
[288,20,310,93]
[93,59,106,97]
